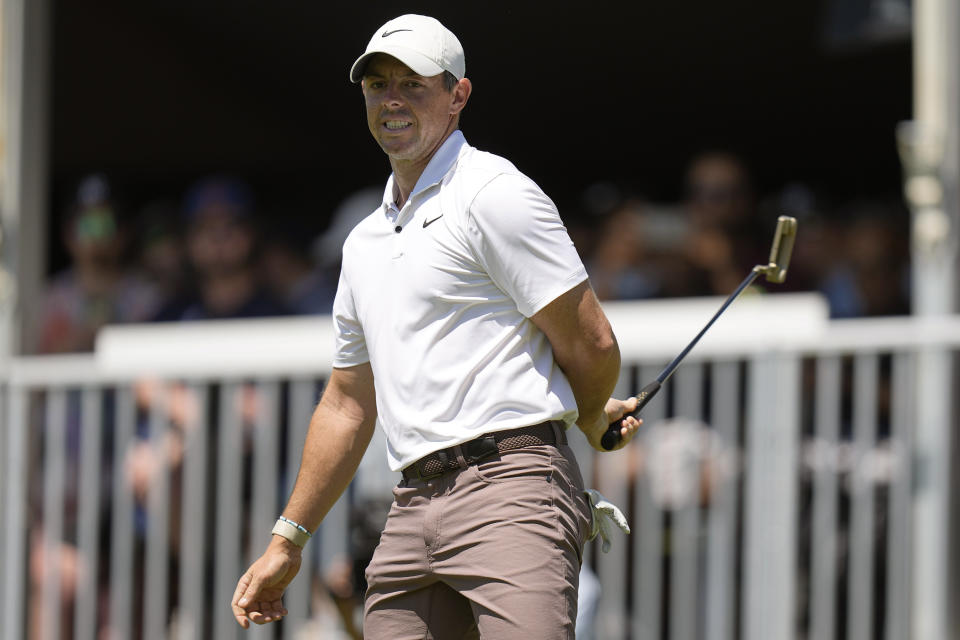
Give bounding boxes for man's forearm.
[281,404,375,533]
[232,365,376,630]
[276,365,378,536]
[564,335,621,432]
[530,280,623,438]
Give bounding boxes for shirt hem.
[520,270,590,318]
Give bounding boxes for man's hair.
[442,71,458,92]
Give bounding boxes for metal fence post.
[899,1,960,632]
[1,385,27,639]
[742,352,800,640]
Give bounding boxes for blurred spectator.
[123,180,293,635]
[123,376,263,638]
[571,181,630,261]
[818,202,910,317]
[261,218,337,315]
[680,224,744,296]
[678,151,768,297]
[576,565,602,640]
[684,151,758,239]
[638,417,736,510]
[587,201,659,301]
[156,176,288,321]
[29,525,89,639]
[134,201,189,312]
[320,497,392,639]
[312,186,383,283]
[623,205,715,300]
[37,174,161,353]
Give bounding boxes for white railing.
[2,293,957,640]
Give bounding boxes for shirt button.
[394,225,402,233]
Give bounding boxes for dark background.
[49,0,912,270]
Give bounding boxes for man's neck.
[388,125,458,209]
[390,154,434,209]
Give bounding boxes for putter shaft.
[599,215,797,451]
[599,267,762,450]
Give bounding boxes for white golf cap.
[349,14,465,83]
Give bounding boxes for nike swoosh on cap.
[382,29,412,37]
[422,214,443,228]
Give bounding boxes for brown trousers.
[363,439,591,639]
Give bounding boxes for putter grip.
[600,380,662,450]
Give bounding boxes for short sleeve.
[331,267,370,367]
[466,173,588,317]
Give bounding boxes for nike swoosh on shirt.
[381,29,412,37]
[422,214,444,228]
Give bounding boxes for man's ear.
[451,78,472,115]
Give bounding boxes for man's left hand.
[583,397,641,451]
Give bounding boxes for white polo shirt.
[333,130,588,471]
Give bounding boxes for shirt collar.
[380,130,467,214]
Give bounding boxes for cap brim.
[349,45,446,83]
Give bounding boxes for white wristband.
[272,517,311,548]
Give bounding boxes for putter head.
[762,215,797,283]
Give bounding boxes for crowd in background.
[576,151,910,315]
[37,173,354,354]
[37,150,912,356]
[26,154,914,638]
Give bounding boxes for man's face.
[361,54,466,165]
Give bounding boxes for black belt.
[401,421,566,482]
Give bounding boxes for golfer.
[232,14,640,638]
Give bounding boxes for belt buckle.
[464,434,498,463]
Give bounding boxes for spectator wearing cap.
[163,176,289,321]
[37,174,161,353]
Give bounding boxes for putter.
[600,215,798,450]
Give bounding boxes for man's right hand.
[231,536,303,628]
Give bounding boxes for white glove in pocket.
[584,488,631,553]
